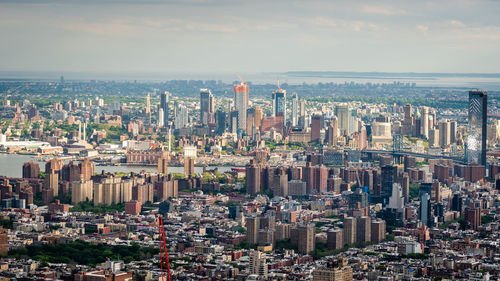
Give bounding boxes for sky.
[1,0,500,75]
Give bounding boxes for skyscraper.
[291,92,298,126]
[145,92,151,122]
[233,82,249,133]
[215,109,227,135]
[311,114,323,143]
[246,159,261,195]
[200,88,214,126]
[419,192,432,227]
[158,108,164,128]
[335,105,349,136]
[272,88,286,125]
[421,106,429,139]
[466,90,488,166]
[160,91,169,126]
[174,104,188,129]
[438,120,450,148]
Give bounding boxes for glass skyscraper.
[466,90,487,166]
[160,91,170,127]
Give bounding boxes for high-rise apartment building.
[233,82,249,133]
[327,228,343,250]
[22,162,40,179]
[297,224,315,254]
[249,250,268,277]
[71,178,93,204]
[466,90,488,166]
[246,216,259,244]
[145,92,151,122]
[356,216,371,244]
[246,159,262,195]
[158,155,168,174]
[291,92,298,126]
[184,157,195,176]
[343,217,356,245]
[438,120,450,148]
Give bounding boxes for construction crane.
[158,217,172,281]
[236,73,245,84]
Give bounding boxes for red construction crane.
[158,216,172,281]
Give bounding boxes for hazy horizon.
[1,0,500,74]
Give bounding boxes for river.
[0,154,233,178]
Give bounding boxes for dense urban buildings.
[0,76,498,281]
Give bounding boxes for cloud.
[361,5,406,15]
[446,20,466,27]
[416,25,429,32]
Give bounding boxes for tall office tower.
[158,108,164,128]
[246,216,259,244]
[291,92,299,126]
[246,108,256,138]
[335,105,349,136]
[299,99,306,117]
[327,228,343,250]
[402,104,413,136]
[229,111,239,134]
[449,120,457,143]
[22,162,40,179]
[297,224,315,254]
[234,82,249,133]
[421,106,429,138]
[381,165,398,204]
[311,114,323,143]
[343,217,356,245]
[158,155,169,174]
[71,178,93,204]
[249,250,268,277]
[419,192,432,227]
[467,90,488,166]
[356,216,371,244]
[438,120,451,148]
[327,117,338,145]
[272,88,287,125]
[184,157,195,176]
[246,159,261,195]
[200,88,214,125]
[145,92,151,122]
[254,106,263,130]
[160,91,169,126]
[174,104,189,129]
[215,110,227,135]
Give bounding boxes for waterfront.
[0,154,233,178]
